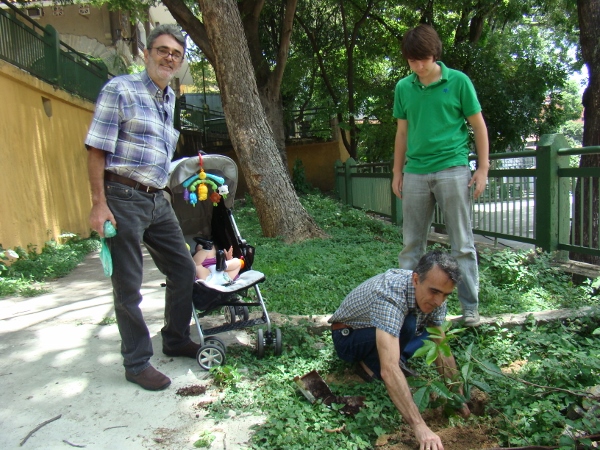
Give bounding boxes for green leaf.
[438,343,452,358]
[425,345,438,365]
[479,360,503,377]
[412,386,430,412]
[470,379,492,392]
[446,326,467,336]
[429,381,452,399]
[413,340,436,358]
[461,362,473,381]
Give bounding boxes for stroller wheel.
[273,328,282,356]
[196,344,226,370]
[223,306,237,324]
[236,305,250,321]
[204,335,227,351]
[256,328,265,358]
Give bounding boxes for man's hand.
[392,172,404,199]
[468,167,488,199]
[87,147,115,237]
[414,422,444,450]
[90,202,116,237]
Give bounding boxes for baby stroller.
[167,154,282,370]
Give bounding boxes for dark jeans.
[105,181,196,374]
[331,314,428,379]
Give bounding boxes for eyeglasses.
[150,46,184,62]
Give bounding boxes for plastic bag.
[100,221,117,277]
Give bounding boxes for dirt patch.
[176,384,207,396]
[377,394,498,450]
[329,371,499,450]
[377,420,499,449]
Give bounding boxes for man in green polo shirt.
[392,24,489,326]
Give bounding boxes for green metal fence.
[334,134,600,259]
[0,0,110,102]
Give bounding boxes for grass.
[0,235,100,297]
[1,192,598,448]
[235,192,599,317]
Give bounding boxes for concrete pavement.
[0,249,263,450]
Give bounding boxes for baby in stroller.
[193,239,242,285]
[167,153,282,370]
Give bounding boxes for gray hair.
[413,250,461,285]
[147,24,186,53]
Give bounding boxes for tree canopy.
[288,0,584,159]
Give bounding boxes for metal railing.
[0,0,110,102]
[334,134,600,260]
[178,100,229,149]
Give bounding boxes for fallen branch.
[468,353,591,398]
[19,414,62,446]
[62,440,86,448]
[103,425,128,431]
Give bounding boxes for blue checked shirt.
[85,70,180,189]
[329,269,447,337]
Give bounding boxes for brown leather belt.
[331,322,352,331]
[105,171,161,193]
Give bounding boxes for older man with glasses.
[85,24,199,391]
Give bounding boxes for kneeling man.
[329,250,470,450]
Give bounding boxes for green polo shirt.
[393,62,481,174]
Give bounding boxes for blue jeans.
[105,181,196,374]
[399,166,479,312]
[332,314,427,379]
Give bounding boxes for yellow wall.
[0,58,352,251]
[286,140,350,191]
[0,60,95,251]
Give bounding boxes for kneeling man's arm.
[376,328,443,448]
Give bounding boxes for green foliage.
[98,317,117,326]
[193,430,215,448]
[559,119,584,149]
[210,364,242,389]
[475,248,594,317]
[233,194,597,317]
[237,193,403,315]
[205,324,401,449]
[0,235,100,297]
[291,159,313,194]
[455,316,600,447]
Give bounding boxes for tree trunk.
[198,0,327,242]
[162,0,292,162]
[240,0,297,164]
[572,0,600,265]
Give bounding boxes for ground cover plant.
[2,192,598,448]
[191,193,599,449]
[0,235,100,297]
[236,193,599,317]
[200,318,599,449]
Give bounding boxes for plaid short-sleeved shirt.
[329,269,447,337]
[85,70,180,189]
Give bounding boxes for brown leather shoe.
[162,340,201,359]
[125,365,171,391]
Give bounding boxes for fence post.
[535,134,570,256]
[344,157,356,207]
[43,24,60,84]
[334,160,344,203]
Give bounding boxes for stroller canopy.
[168,154,239,239]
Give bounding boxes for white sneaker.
[463,310,480,326]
